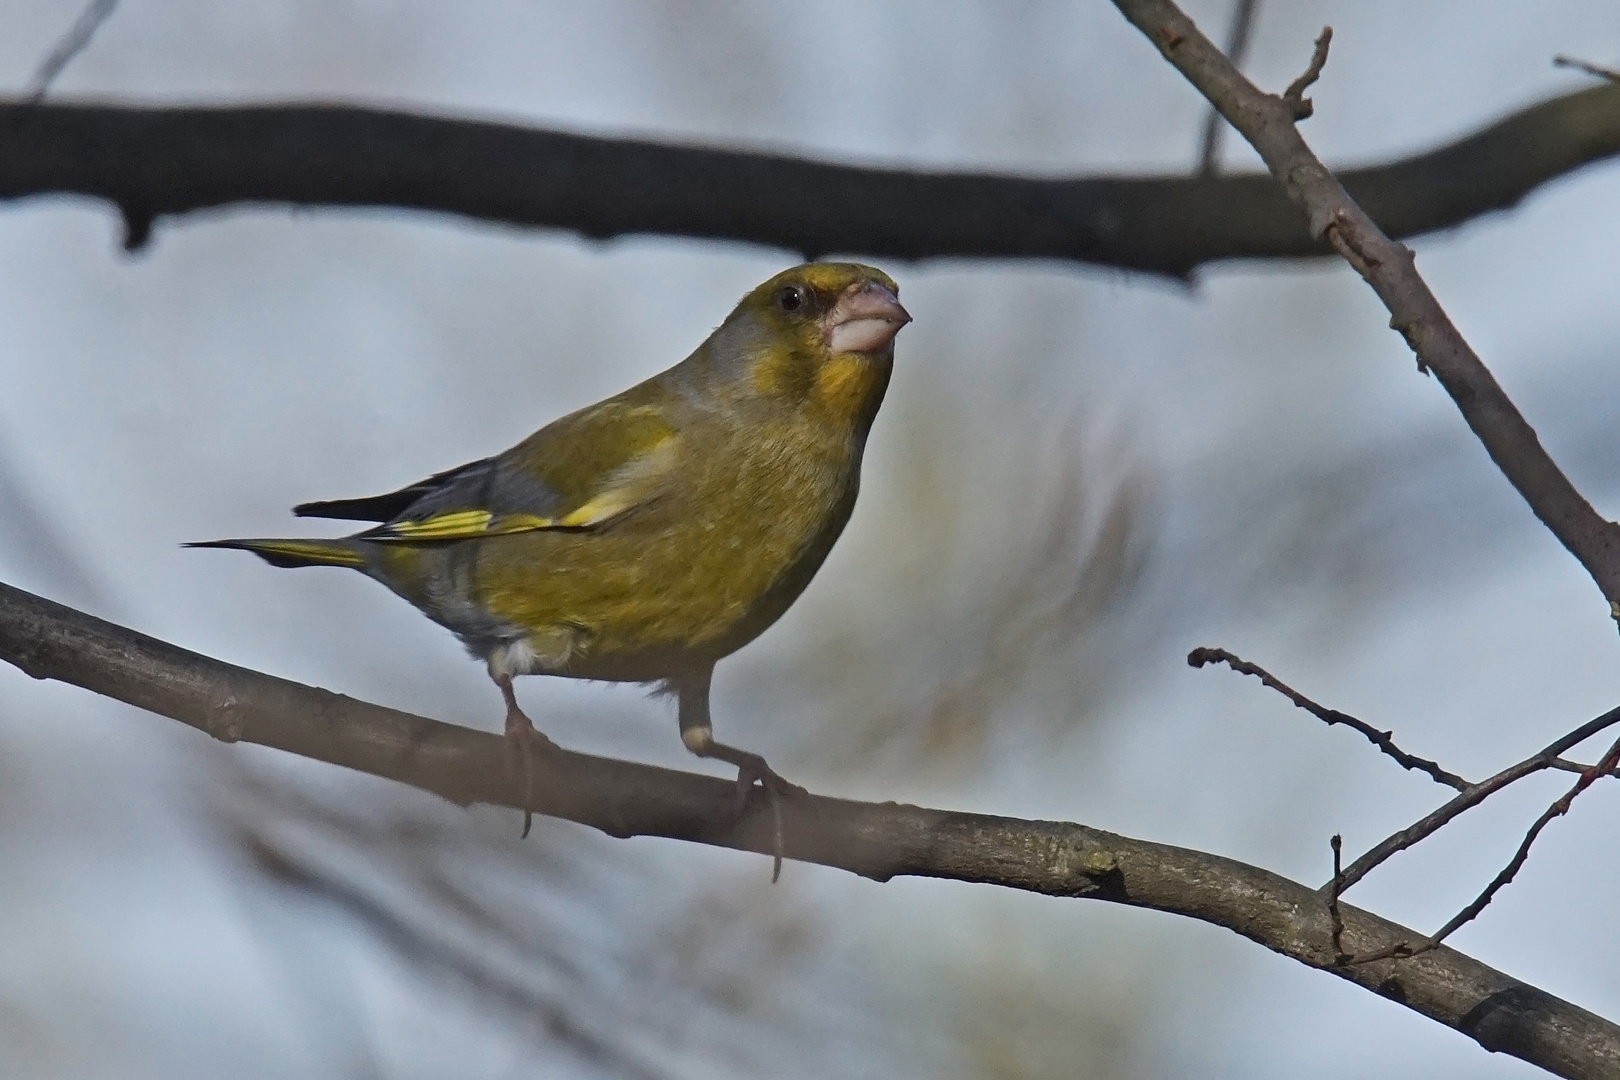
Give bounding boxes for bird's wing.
[319,400,682,543]
[294,460,490,522]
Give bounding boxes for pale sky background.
[3,2,1620,1078]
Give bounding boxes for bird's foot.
[674,672,803,882]
[498,677,556,839]
[727,753,805,884]
[730,757,807,814]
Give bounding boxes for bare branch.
[1112,0,1620,621]
[1195,0,1260,176]
[2,581,1619,1078]
[3,85,1620,273]
[1187,646,1468,789]
[1353,733,1620,966]
[1555,55,1620,84]
[1331,703,1620,893]
[26,0,119,103]
[1327,834,1349,965]
[1432,733,1620,941]
[1281,26,1333,119]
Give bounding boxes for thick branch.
[1111,0,1620,612]
[1,581,1617,1078]
[0,87,1619,274]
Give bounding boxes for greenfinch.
[193,262,910,846]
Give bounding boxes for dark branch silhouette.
[1,81,1619,274]
[1195,0,1259,176]
[1555,55,1620,85]
[2,578,1618,1079]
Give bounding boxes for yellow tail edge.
[186,537,367,569]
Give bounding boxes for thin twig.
[1433,733,1620,941]
[1328,834,1349,964]
[1188,647,1468,789]
[1329,702,1620,893]
[1555,54,1620,84]
[1196,0,1261,175]
[1351,732,1620,965]
[26,0,120,104]
[1281,27,1333,119]
[1547,755,1620,777]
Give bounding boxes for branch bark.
[1,579,1617,1078]
[1110,0,1620,615]
[2,85,1620,275]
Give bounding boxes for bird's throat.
[812,353,892,432]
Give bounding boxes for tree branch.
[1195,0,1260,176]
[1187,646,1620,947]
[26,0,120,104]
[1555,55,1620,85]
[1352,731,1620,967]
[1332,702,1620,893]
[1188,646,1468,789]
[1110,0,1620,616]
[2,85,1620,274]
[1,579,1617,1078]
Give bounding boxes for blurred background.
[3,1,1620,1076]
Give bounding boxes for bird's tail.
[186,537,370,570]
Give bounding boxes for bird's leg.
[676,667,803,881]
[496,672,555,839]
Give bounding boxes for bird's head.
[704,263,911,423]
[741,262,910,358]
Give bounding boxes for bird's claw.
[729,761,805,815]
[502,711,557,840]
[728,761,803,883]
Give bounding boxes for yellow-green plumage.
[193,263,909,705]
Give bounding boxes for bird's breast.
[678,420,863,624]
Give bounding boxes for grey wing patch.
[296,458,566,532]
[349,459,570,542]
[293,459,488,522]
[391,458,562,521]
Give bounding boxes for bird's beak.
[825,281,911,354]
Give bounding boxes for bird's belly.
[474,451,858,681]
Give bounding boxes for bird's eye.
[777,285,806,313]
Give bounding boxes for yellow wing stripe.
[557,493,635,528]
[385,510,497,538]
[373,431,679,541]
[376,510,564,541]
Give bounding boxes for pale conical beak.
[825,281,912,354]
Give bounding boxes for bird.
[191,262,911,866]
